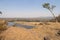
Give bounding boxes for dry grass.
[0,21,60,40]
[0,27,41,40]
[0,20,7,31]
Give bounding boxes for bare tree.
[42,3,58,22]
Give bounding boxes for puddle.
[7,22,34,29]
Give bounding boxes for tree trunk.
[49,10,58,22]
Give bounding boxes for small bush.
[0,20,7,32]
[0,25,7,31]
[38,23,43,25]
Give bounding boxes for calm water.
[7,22,34,29]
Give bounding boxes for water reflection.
[7,22,34,29]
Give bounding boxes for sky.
[0,0,60,18]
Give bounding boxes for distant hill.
[0,17,53,22]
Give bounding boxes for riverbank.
[0,21,60,40]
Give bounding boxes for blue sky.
[0,0,60,18]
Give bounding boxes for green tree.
[42,3,58,22]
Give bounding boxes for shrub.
[0,20,7,32]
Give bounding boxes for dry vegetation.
[0,20,7,31]
[0,20,60,40]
